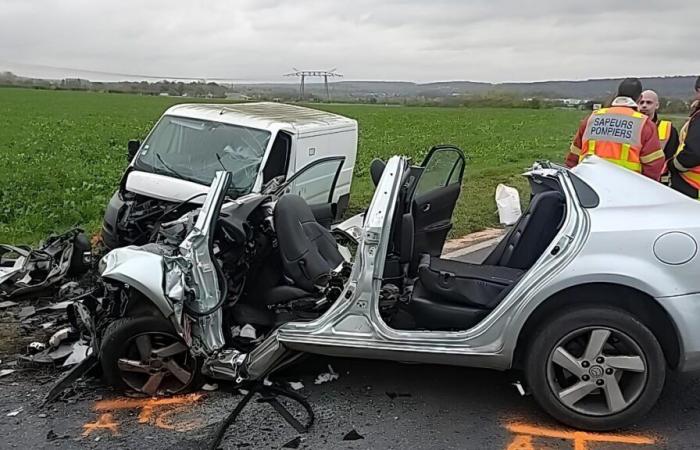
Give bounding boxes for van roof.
[163,102,356,134]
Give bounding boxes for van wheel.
[100,316,200,395]
[525,306,665,431]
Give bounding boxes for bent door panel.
[412,146,466,259]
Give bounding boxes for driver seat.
[261,194,345,306]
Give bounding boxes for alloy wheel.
[546,326,648,416]
[117,331,195,395]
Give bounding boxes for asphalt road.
[2,244,700,449]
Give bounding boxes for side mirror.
[127,140,141,162]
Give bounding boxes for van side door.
[278,157,345,228]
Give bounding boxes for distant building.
[225,92,251,101]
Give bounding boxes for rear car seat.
[405,190,565,330]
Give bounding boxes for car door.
[411,145,466,259]
[277,157,345,228]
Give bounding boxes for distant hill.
[1,70,696,102]
[237,76,698,100]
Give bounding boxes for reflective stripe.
[609,158,642,172]
[681,171,700,190]
[674,157,690,172]
[640,149,664,164]
[621,143,630,162]
[588,140,596,154]
[658,120,672,151]
[632,111,644,118]
[569,143,582,155]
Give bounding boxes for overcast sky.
[1,0,698,83]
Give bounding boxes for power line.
[284,68,343,100]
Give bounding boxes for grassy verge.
[0,87,585,244]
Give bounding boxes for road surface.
[2,243,699,449]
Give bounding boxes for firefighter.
[638,90,679,184]
[565,78,664,181]
[669,76,700,199]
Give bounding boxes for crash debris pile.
[0,229,98,379]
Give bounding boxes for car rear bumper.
[657,292,700,372]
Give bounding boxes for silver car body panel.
[253,156,586,371]
[101,247,174,322]
[247,156,700,374]
[104,155,700,377]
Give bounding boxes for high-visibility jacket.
[675,113,700,190]
[579,107,649,172]
[658,120,673,151]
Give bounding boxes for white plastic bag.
[495,184,522,225]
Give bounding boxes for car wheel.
[525,306,665,431]
[100,316,200,396]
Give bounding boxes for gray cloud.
[0,0,697,83]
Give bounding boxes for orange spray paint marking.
[82,413,119,437]
[506,434,534,450]
[154,405,203,432]
[94,393,204,426]
[81,393,205,438]
[505,423,656,450]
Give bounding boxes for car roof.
[162,102,356,134]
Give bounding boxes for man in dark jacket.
[670,77,700,198]
[639,90,680,184]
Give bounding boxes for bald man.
[639,90,679,184]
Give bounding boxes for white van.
[101,102,358,249]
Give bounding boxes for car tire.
[101,315,201,395]
[525,306,666,431]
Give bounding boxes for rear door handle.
[422,203,431,212]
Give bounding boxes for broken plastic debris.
[386,392,411,400]
[342,429,364,441]
[289,381,304,391]
[28,342,46,354]
[0,300,18,309]
[282,436,302,448]
[314,364,339,385]
[263,377,272,386]
[512,381,527,396]
[49,327,73,348]
[63,342,90,367]
[240,324,257,339]
[17,306,36,320]
[201,383,218,391]
[0,369,15,378]
[6,407,23,417]
[48,343,74,361]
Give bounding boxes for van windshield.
[133,115,271,196]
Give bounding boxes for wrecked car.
[101,102,358,250]
[74,150,700,431]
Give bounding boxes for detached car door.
[279,157,345,228]
[411,145,466,259]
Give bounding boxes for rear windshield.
[133,115,271,196]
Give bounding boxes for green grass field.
[0,87,585,244]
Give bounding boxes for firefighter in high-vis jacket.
[565,78,664,181]
[670,76,700,199]
[639,90,680,184]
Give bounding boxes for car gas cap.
[653,232,697,265]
